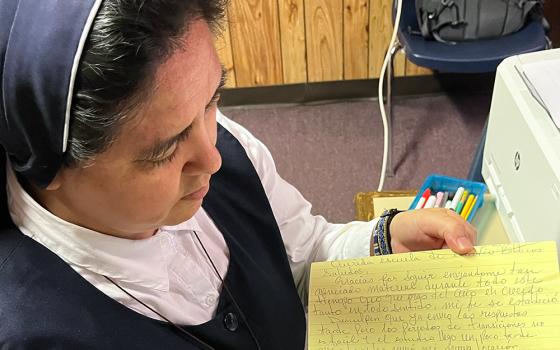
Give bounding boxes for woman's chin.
[162,199,202,226]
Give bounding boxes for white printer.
[483,48,560,252]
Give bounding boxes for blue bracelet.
[378,217,390,255]
[371,222,382,256]
[380,209,404,254]
[371,215,391,256]
[371,209,403,256]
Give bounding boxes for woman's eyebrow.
[136,125,192,161]
[207,66,227,108]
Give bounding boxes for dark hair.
[64,0,226,166]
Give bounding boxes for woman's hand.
[389,208,476,255]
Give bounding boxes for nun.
[0,1,476,349]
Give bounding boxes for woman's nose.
[183,126,222,175]
[199,142,222,175]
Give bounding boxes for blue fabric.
[396,1,548,73]
[0,0,100,187]
[0,125,307,349]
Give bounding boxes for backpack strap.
[414,0,467,44]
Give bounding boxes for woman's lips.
[182,185,209,200]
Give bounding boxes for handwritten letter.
[308,242,560,350]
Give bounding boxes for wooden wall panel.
[405,59,432,76]
[343,0,370,80]
[217,0,433,88]
[278,0,307,84]
[228,0,283,87]
[305,0,344,82]
[393,49,406,76]
[215,10,237,88]
[368,0,387,78]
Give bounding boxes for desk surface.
[354,192,510,246]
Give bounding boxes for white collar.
[6,165,201,292]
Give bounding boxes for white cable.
[377,0,403,191]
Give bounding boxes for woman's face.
[40,20,224,239]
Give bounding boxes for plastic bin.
[408,174,487,222]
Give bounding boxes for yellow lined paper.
[308,242,560,350]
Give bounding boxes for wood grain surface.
[278,0,308,83]
[228,0,283,87]
[305,0,344,82]
[217,0,444,87]
[343,0,370,79]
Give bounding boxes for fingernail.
[457,237,472,251]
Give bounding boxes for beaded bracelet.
[371,215,385,256]
[370,209,403,256]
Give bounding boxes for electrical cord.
[377,0,403,191]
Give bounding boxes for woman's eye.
[150,151,177,167]
[148,144,178,168]
[144,115,194,168]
